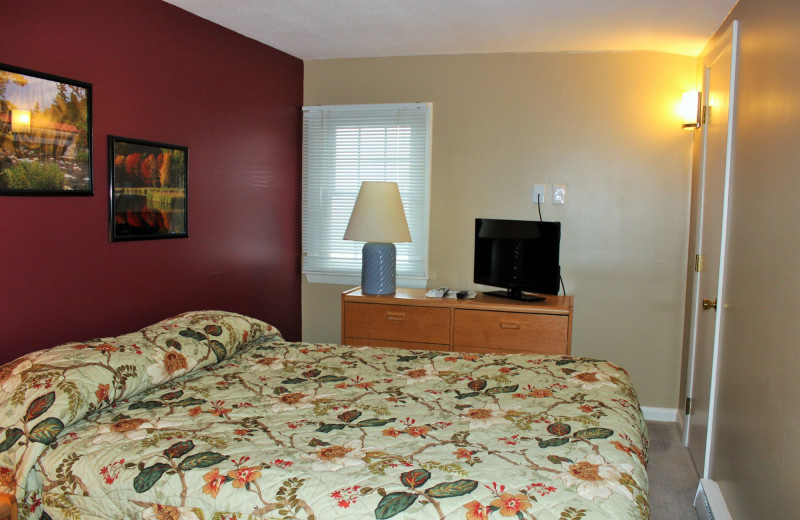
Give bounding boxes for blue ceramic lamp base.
[361,242,396,295]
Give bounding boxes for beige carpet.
[646,421,700,520]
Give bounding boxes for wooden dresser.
[341,287,573,355]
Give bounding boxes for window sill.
[305,273,427,288]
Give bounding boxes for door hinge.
[694,254,704,273]
[685,397,693,415]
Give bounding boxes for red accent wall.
[1,0,303,362]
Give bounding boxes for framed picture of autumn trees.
[0,63,92,194]
[109,136,188,241]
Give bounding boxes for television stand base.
[484,290,545,303]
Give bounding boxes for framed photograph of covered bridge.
[109,135,188,242]
[0,63,92,195]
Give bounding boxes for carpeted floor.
[646,421,700,520]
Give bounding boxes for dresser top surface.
[342,287,573,314]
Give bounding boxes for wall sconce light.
[11,109,31,133]
[681,91,702,129]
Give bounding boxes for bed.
[0,311,649,520]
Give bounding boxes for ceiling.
[163,0,738,60]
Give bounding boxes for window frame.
[301,102,432,288]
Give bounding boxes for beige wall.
[303,51,696,408]
[689,0,800,516]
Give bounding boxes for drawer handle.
[499,321,520,329]
[386,312,406,321]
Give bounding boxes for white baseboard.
[694,479,733,520]
[641,406,678,422]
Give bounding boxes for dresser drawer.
[453,309,569,354]
[343,302,450,345]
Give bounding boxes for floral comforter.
[0,311,649,520]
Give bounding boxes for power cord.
[539,193,565,296]
[537,195,543,221]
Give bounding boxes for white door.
[685,21,739,477]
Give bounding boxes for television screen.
[474,218,561,301]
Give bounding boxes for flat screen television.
[474,218,561,302]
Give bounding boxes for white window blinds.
[302,103,431,283]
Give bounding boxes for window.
[302,103,432,286]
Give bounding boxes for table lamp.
[344,181,412,295]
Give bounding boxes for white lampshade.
[681,91,701,129]
[344,181,412,243]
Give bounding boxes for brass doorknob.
[702,298,717,310]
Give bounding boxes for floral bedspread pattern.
[0,311,649,520]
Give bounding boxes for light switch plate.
[552,184,566,205]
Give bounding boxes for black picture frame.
[0,63,93,195]
[109,135,188,242]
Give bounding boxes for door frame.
[682,20,739,479]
